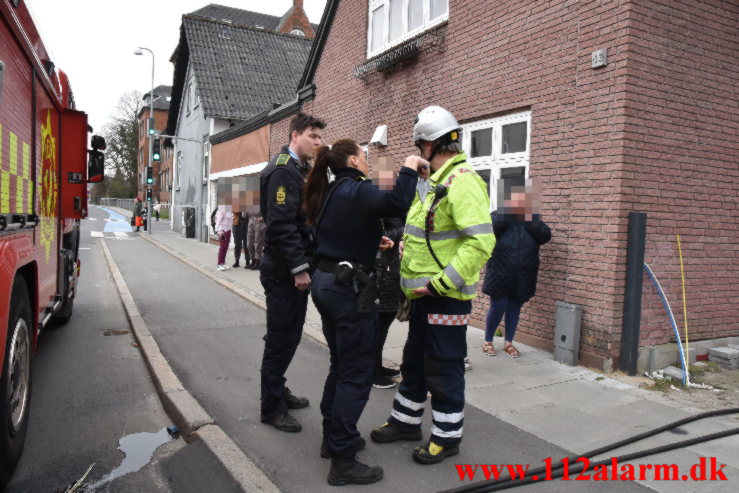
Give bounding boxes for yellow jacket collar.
[430,152,468,186]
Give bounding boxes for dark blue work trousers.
[259,254,309,421]
[388,296,470,447]
[311,269,377,458]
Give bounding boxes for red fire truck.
[1,0,104,484]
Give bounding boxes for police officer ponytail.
[304,139,361,226]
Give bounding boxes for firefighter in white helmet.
[371,106,495,464]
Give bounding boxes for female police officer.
[304,139,426,486]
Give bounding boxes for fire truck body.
[1,0,98,483]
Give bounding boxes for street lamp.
[134,47,155,234]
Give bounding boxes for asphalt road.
[5,207,238,493]
[101,206,652,493]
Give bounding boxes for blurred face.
[507,192,527,211]
[378,170,395,190]
[291,126,323,162]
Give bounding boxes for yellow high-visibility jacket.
[401,152,495,300]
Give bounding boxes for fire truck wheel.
[0,277,32,487]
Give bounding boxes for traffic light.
[152,138,161,161]
[148,117,155,135]
[146,188,153,202]
[146,166,153,185]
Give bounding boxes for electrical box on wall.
[554,301,583,366]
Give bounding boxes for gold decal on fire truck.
[40,110,58,262]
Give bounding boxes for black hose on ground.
[440,407,739,493]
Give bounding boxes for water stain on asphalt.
[87,428,173,490]
[102,330,130,336]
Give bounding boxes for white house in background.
[164,3,315,242]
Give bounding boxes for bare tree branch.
[101,91,143,197]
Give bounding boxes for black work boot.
[320,437,366,459]
[379,366,400,377]
[285,387,309,409]
[327,456,383,486]
[372,374,396,389]
[264,412,302,433]
[412,441,459,465]
[233,261,240,268]
[370,422,422,443]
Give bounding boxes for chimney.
[294,0,303,9]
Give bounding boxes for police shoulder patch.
[276,186,286,205]
[276,154,290,166]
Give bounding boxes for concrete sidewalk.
[106,207,738,492]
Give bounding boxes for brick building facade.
[137,86,172,202]
[214,0,738,371]
[276,0,316,37]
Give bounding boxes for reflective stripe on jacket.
[400,152,495,301]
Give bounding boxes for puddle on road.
[86,428,174,490]
[102,330,130,336]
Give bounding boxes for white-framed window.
[202,140,210,182]
[367,0,448,58]
[462,111,531,212]
[186,83,192,114]
[176,152,182,188]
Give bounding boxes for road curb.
[137,232,328,348]
[195,425,281,493]
[100,239,281,493]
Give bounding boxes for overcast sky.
[27,0,328,133]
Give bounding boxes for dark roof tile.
[142,85,173,111]
[190,4,280,29]
[183,15,312,121]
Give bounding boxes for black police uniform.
[311,166,417,458]
[259,145,314,422]
[232,212,248,266]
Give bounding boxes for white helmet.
[413,106,461,143]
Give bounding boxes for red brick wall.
[159,147,173,204]
[266,0,738,369]
[269,118,292,157]
[277,0,316,39]
[622,0,739,348]
[295,0,635,370]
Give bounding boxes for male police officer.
[371,106,495,463]
[260,113,325,432]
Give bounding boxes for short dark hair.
[288,112,326,142]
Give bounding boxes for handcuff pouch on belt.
[334,261,379,314]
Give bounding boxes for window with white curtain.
[367,0,448,58]
[202,141,210,182]
[186,83,192,114]
[176,152,182,188]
